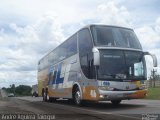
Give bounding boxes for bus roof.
[84,24,133,31]
[38,24,133,63]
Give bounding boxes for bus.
[37,24,157,106]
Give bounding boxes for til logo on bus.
[103,82,110,86]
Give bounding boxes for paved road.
[0,97,160,120]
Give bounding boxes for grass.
[145,87,160,100]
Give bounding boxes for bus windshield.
[98,50,146,80]
[91,26,142,49]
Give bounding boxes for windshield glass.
[91,26,142,49]
[98,50,146,80]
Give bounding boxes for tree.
[10,84,15,95]
[149,69,160,87]
[3,85,32,96]
[15,85,32,96]
[155,74,160,80]
[2,87,6,90]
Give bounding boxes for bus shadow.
[50,99,146,111]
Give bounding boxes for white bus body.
[38,25,157,105]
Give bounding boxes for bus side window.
[80,55,88,76]
[78,29,93,79]
[67,34,77,57]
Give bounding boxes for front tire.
[73,87,83,106]
[111,100,121,105]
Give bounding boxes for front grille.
[113,87,140,91]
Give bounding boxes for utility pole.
[152,69,157,88]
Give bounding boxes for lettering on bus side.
[48,64,64,85]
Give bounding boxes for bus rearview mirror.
[92,47,100,66]
[143,52,158,67]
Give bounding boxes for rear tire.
[42,88,45,101]
[42,93,46,102]
[111,100,121,105]
[43,89,49,102]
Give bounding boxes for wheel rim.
[43,93,46,101]
[75,91,81,104]
[44,92,48,101]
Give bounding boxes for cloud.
[135,26,160,49]
[0,1,160,87]
[0,14,64,87]
[0,71,36,87]
[96,2,132,27]
[155,17,160,34]
[135,17,160,76]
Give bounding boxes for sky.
[0,0,160,87]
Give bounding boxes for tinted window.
[39,56,49,71]
[92,27,115,46]
[67,34,77,57]
[125,51,145,78]
[48,52,54,64]
[59,42,67,61]
[91,26,142,49]
[78,29,94,78]
[98,50,125,79]
[54,48,60,63]
[97,50,146,80]
[48,34,77,66]
[79,29,92,56]
[80,55,88,76]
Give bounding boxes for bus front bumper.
[98,89,148,100]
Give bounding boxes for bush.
[15,85,32,96]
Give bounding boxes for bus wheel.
[73,87,83,106]
[42,88,45,101]
[42,95,45,101]
[111,100,121,105]
[42,93,47,102]
[44,90,49,102]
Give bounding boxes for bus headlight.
[98,86,114,91]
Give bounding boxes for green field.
[145,87,160,100]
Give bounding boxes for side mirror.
[92,47,100,66]
[143,52,158,67]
